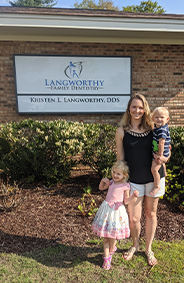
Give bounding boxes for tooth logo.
[64,61,83,79]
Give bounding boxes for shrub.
[82,123,117,178]
[0,137,11,157]
[168,126,184,169]
[0,119,86,185]
[165,127,184,210]
[165,168,184,211]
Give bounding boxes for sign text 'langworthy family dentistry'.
[14,55,132,113]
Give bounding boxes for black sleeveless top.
[123,130,164,184]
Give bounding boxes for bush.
[0,119,86,185]
[82,123,117,178]
[165,168,184,211]
[0,137,11,157]
[165,126,184,210]
[0,119,117,184]
[168,126,184,169]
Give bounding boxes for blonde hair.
[111,161,129,182]
[119,93,153,131]
[152,107,169,118]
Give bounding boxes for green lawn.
[0,239,183,283]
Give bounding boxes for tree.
[9,0,57,8]
[122,1,166,14]
[74,0,119,11]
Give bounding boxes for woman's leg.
[144,196,159,252]
[144,196,159,265]
[123,196,144,260]
[128,196,144,249]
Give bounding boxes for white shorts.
[130,177,165,198]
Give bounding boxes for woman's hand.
[153,152,169,164]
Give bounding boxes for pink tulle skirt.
[92,200,130,239]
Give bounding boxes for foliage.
[8,0,57,7]
[82,123,117,178]
[165,168,184,211]
[0,119,86,185]
[165,126,184,210]
[0,137,11,157]
[78,186,98,216]
[122,1,166,14]
[0,179,22,211]
[74,0,119,11]
[168,126,184,169]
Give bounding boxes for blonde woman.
[115,93,168,266]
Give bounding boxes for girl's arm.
[115,127,125,161]
[124,190,139,205]
[99,178,110,191]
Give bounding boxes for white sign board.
[14,55,132,113]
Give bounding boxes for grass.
[0,239,183,283]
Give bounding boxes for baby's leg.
[163,163,167,177]
[150,160,161,196]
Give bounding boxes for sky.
[0,0,184,15]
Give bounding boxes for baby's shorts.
[130,177,165,198]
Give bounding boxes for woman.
[115,93,167,266]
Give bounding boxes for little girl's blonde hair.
[111,161,129,182]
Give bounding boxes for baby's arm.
[153,137,166,165]
[124,190,139,205]
[99,178,110,191]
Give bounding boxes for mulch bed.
[0,167,183,254]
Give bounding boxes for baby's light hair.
[111,161,129,182]
[152,107,169,118]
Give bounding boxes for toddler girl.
[92,161,139,270]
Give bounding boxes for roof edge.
[1,6,184,19]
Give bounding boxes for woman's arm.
[153,142,171,165]
[115,127,125,161]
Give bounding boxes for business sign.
[14,55,132,113]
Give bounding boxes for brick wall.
[0,41,184,126]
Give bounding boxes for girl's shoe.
[102,256,112,270]
[109,245,117,256]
